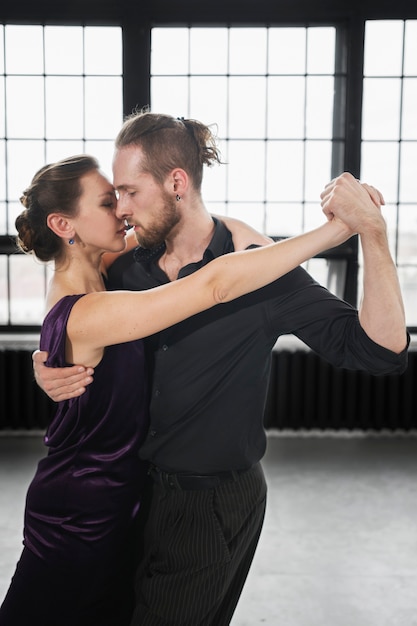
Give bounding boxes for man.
[34,111,408,625]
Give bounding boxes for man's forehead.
[113,147,145,186]
[114,144,143,163]
[114,170,150,187]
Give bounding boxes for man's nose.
[115,195,130,219]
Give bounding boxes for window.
[1,13,416,332]
[151,23,417,327]
[0,24,122,326]
[151,25,342,294]
[151,26,338,233]
[361,20,417,327]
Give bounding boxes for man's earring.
[69,238,75,245]
[176,194,181,202]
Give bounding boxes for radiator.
[0,347,416,432]
[264,349,417,431]
[0,349,54,431]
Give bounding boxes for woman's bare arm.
[67,217,352,366]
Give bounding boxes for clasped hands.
[320,172,386,238]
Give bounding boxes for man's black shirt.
[106,219,408,473]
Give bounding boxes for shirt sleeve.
[263,266,409,376]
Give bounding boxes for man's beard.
[135,193,180,249]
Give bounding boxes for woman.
[0,155,352,625]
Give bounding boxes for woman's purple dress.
[0,295,149,625]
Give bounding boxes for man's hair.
[115,108,222,190]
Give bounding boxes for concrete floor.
[1,433,417,625]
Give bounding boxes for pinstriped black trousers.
[130,463,267,626]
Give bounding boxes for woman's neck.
[46,255,106,312]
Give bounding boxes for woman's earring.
[69,238,75,245]
[176,194,181,202]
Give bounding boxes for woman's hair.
[115,107,222,190]
[16,154,99,262]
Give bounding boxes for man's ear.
[170,168,188,198]
[47,213,75,240]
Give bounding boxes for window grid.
[361,19,417,327]
[0,24,122,327]
[150,25,353,303]
[150,26,340,239]
[1,19,416,330]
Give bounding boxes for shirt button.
[162,344,168,351]
[155,389,160,397]
[149,430,157,437]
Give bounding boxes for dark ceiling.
[1,0,417,25]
